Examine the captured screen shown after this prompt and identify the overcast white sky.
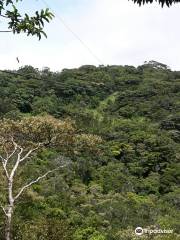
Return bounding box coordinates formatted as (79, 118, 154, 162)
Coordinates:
(0, 0, 180, 71)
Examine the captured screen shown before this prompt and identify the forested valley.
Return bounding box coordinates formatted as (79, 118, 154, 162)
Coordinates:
(0, 60, 179, 239)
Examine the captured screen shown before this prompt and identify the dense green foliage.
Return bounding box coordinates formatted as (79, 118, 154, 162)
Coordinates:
(0, 61, 179, 239)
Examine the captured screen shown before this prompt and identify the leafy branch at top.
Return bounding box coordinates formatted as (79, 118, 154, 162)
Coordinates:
(131, 0, 180, 7)
(0, 0, 54, 39)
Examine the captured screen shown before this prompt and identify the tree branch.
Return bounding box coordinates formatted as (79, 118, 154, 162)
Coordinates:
(0, 14, 8, 18)
(2, 162, 10, 179)
(0, 30, 12, 32)
(0, 205, 8, 216)
(14, 167, 61, 201)
(0, 138, 19, 180)
(0, 155, 9, 179)
(9, 146, 23, 180)
(6, 138, 18, 161)
(20, 143, 42, 163)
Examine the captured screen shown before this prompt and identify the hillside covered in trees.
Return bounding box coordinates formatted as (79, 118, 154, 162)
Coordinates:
(0, 61, 179, 239)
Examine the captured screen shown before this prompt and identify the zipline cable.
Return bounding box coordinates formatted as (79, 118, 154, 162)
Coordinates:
(41, 0, 104, 65)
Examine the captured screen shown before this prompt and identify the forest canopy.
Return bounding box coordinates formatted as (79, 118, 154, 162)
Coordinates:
(0, 61, 179, 239)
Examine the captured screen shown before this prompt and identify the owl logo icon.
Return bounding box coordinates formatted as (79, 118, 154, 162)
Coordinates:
(135, 227, 143, 236)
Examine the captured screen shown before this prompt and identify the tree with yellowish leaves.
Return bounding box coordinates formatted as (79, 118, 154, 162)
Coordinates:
(0, 115, 102, 240)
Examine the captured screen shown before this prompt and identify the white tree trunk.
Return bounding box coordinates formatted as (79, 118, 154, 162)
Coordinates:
(5, 179, 14, 240)
(0, 139, 65, 240)
(5, 205, 13, 240)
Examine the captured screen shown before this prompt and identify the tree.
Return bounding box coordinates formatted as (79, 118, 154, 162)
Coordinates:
(0, 0, 54, 39)
(0, 63, 179, 239)
(0, 116, 73, 240)
(131, 0, 180, 7)
(0, 115, 102, 240)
